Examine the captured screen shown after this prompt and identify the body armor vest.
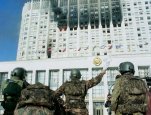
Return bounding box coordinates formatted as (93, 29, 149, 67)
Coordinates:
(64, 80, 87, 109)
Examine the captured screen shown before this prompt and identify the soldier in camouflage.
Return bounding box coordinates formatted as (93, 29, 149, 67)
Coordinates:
(1, 67, 29, 115)
(14, 82, 65, 115)
(55, 69, 106, 115)
(105, 75, 121, 115)
(111, 62, 148, 115)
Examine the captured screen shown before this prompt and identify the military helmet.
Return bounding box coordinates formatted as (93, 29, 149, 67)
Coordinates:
(11, 67, 27, 80)
(119, 62, 135, 75)
(70, 69, 81, 80)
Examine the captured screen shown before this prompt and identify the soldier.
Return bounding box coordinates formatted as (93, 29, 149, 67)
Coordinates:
(105, 75, 121, 115)
(1, 67, 29, 115)
(111, 61, 148, 115)
(14, 82, 65, 115)
(55, 69, 106, 115)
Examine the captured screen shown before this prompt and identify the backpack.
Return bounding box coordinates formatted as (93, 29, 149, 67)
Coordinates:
(63, 80, 87, 109)
(17, 82, 55, 110)
(1, 79, 24, 111)
(64, 80, 86, 96)
(118, 75, 147, 113)
(2, 79, 23, 99)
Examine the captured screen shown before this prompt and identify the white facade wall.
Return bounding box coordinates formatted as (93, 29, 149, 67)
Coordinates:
(0, 54, 151, 115)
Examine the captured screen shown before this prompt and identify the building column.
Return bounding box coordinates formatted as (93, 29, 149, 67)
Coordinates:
(32, 70, 36, 84)
(8, 71, 11, 79)
(134, 63, 139, 76)
(59, 69, 63, 86)
(45, 69, 49, 86)
(103, 72, 108, 115)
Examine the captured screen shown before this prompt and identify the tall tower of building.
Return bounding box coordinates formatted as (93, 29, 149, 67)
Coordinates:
(17, 0, 151, 60)
(1, 1, 151, 114)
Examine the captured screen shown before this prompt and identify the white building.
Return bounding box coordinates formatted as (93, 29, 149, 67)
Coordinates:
(17, 0, 151, 60)
(0, 0, 151, 115)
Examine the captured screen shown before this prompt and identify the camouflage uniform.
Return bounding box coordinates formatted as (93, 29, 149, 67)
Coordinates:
(105, 75, 120, 115)
(14, 106, 54, 115)
(111, 73, 147, 115)
(55, 70, 106, 115)
(146, 88, 151, 115)
(14, 82, 65, 115)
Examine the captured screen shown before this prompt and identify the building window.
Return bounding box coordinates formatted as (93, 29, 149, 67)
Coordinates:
(0, 72, 7, 113)
(26, 71, 33, 84)
(137, 28, 140, 31)
(128, 13, 131, 16)
(53, 39, 56, 42)
(145, 1, 148, 4)
(22, 51, 24, 56)
(127, 8, 131, 11)
(140, 17, 143, 20)
(134, 2, 137, 5)
(0, 72, 8, 83)
(0, 72, 8, 97)
(139, 44, 143, 48)
(138, 66, 150, 78)
(63, 70, 71, 82)
(92, 82, 104, 98)
(138, 33, 141, 36)
(93, 102, 104, 115)
(147, 16, 150, 20)
(0, 72, 8, 82)
(36, 70, 46, 84)
(63, 69, 88, 82)
(81, 69, 88, 80)
(92, 68, 104, 98)
(146, 6, 149, 9)
(49, 70, 59, 90)
(107, 67, 118, 93)
(148, 21, 151, 25)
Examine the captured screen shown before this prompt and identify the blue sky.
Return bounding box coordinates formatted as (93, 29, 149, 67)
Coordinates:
(0, 0, 25, 62)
